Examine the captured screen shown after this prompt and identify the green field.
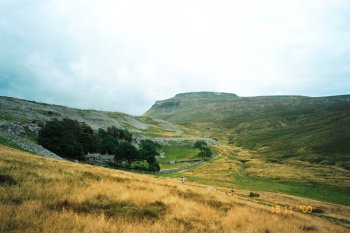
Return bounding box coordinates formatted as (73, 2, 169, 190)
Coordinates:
(157, 146, 200, 164)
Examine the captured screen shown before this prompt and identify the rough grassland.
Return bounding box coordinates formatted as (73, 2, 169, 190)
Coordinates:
(166, 144, 350, 206)
(0, 145, 349, 233)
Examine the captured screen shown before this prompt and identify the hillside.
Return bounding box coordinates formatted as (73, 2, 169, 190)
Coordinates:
(0, 95, 180, 133)
(1, 94, 349, 209)
(0, 96, 214, 159)
(145, 92, 350, 170)
(1, 145, 349, 233)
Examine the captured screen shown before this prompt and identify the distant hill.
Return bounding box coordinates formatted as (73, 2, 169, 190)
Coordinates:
(145, 92, 239, 123)
(0, 96, 193, 134)
(0, 96, 207, 158)
(144, 92, 350, 170)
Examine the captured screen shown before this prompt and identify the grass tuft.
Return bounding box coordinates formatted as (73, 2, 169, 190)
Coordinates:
(81, 171, 101, 181)
(49, 195, 167, 220)
(0, 174, 17, 186)
(302, 225, 317, 231)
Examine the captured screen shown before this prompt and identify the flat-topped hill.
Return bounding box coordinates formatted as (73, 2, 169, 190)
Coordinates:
(145, 92, 350, 170)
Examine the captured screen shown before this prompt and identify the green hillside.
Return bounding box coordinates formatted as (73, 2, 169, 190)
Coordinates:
(144, 92, 350, 170)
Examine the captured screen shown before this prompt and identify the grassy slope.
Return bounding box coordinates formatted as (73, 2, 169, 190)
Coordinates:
(145, 93, 350, 206)
(145, 93, 350, 168)
(157, 144, 350, 206)
(1, 145, 349, 233)
(1, 94, 349, 212)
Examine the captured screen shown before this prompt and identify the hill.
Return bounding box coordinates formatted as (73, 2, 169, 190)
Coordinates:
(144, 92, 350, 170)
(1, 145, 349, 232)
(0, 96, 214, 159)
(0, 95, 182, 133)
(1, 94, 349, 209)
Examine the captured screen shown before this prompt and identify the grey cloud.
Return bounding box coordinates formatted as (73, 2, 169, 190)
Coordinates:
(0, 0, 350, 115)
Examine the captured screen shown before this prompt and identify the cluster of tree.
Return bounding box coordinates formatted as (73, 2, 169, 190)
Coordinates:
(139, 139, 161, 172)
(38, 119, 161, 171)
(194, 140, 213, 160)
(38, 119, 91, 160)
(97, 127, 132, 155)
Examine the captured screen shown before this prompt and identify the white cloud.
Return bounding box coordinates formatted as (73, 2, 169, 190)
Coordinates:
(0, 0, 350, 114)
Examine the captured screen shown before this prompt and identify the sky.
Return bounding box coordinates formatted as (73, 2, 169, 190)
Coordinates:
(1, 0, 350, 115)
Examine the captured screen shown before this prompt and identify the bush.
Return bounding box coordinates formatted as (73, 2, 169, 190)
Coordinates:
(130, 161, 149, 170)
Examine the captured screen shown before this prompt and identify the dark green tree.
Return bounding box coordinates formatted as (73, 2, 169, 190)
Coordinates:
(194, 140, 207, 150)
(139, 140, 161, 172)
(194, 140, 213, 160)
(38, 119, 84, 160)
(199, 147, 213, 160)
(78, 122, 98, 154)
(97, 128, 106, 138)
(106, 126, 132, 142)
(99, 135, 119, 155)
(147, 157, 160, 172)
(114, 142, 139, 164)
(39, 119, 161, 171)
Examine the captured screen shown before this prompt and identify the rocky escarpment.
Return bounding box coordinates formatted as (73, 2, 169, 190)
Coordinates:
(0, 96, 154, 159)
(0, 120, 62, 159)
(143, 92, 239, 122)
(0, 96, 213, 160)
(0, 96, 151, 131)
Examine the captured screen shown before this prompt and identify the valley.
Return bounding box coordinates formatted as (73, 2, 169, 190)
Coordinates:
(145, 92, 350, 206)
(0, 93, 350, 232)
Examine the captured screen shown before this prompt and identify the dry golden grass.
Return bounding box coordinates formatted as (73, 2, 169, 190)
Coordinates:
(0, 145, 349, 233)
(180, 144, 350, 189)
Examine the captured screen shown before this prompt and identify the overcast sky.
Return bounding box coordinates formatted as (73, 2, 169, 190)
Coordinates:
(1, 0, 350, 115)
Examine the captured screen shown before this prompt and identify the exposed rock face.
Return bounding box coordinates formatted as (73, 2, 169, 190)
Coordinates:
(0, 96, 200, 161)
(0, 96, 150, 131)
(0, 120, 62, 159)
(154, 119, 183, 134)
(174, 92, 238, 98)
(0, 121, 26, 137)
(25, 124, 41, 136)
(0, 96, 154, 160)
